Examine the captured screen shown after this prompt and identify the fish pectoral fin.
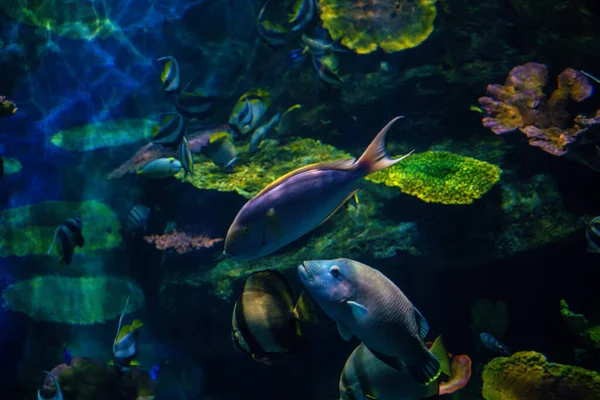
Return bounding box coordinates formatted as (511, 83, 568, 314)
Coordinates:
(414, 307, 429, 339)
(429, 336, 451, 377)
(292, 291, 318, 324)
(346, 300, 369, 320)
(368, 348, 406, 371)
(266, 208, 282, 239)
(337, 321, 352, 341)
(316, 190, 360, 229)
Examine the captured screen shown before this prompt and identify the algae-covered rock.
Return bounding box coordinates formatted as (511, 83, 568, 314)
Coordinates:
(2, 276, 144, 324)
(50, 118, 155, 152)
(560, 299, 600, 352)
(182, 137, 352, 198)
(161, 190, 420, 299)
(1, 156, 22, 175)
(0, 200, 121, 257)
(318, 0, 437, 54)
(366, 151, 502, 205)
(482, 351, 600, 400)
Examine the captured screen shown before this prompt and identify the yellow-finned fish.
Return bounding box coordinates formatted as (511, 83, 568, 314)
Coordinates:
(137, 157, 182, 179)
(111, 296, 143, 372)
(229, 89, 271, 135)
(224, 116, 412, 261)
(231, 269, 317, 365)
(157, 56, 181, 93)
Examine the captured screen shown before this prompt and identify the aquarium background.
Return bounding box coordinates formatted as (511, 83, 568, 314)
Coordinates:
(1, 0, 600, 399)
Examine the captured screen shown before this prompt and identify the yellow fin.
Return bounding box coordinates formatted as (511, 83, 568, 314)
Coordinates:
(255, 159, 356, 198)
(152, 124, 160, 138)
(266, 208, 282, 239)
(316, 190, 360, 229)
(108, 360, 115, 366)
(116, 325, 133, 343)
(292, 291, 318, 324)
(161, 114, 174, 125)
(209, 131, 232, 143)
(161, 60, 172, 83)
(129, 359, 141, 366)
(131, 319, 144, 330)
(430, 335, 451, 377)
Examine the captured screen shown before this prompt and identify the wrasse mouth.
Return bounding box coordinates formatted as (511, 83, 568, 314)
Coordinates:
(298, 262, 313, 281)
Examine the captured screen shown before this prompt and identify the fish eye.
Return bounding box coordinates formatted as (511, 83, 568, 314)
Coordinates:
(330, 265, 340, 277)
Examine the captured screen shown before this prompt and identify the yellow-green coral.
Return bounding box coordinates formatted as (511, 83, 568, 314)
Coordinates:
(182, 138, 352, 198)
(0, 200, 121, 257)
(2, 276, 144, 324)
(366, 151, 502, 204)
(318, 0, 437, 54)
(482, 351, 600, 400)
(1, 156, 22, 175)
(50, 119, 155, 152)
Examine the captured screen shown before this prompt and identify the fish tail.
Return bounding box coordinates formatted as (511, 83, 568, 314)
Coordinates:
(430, 335, 451, 377)
(356, 116, 413, 175)
(291, 291, 318, 324)
(406, 348, 442, 385)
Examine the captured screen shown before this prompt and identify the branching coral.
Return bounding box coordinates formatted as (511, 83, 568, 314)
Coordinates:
(365, 151, 502, 205)
(318, 0, 437, 54)
(0, 95, 17, 117)
(2, 276, 144, 324)
(478, 63, 599, 156)
(482, 351, 600, 400)
(144, 230, 223, 254)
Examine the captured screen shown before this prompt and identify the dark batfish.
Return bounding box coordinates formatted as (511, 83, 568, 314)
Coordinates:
(152, 113, 185, 146)
(480, 333, 511, 356)
(586, 216, 600, 253)
(123, 205, 151, 235)
(47, 217, 84, 265)
(231, 269, 317, 365)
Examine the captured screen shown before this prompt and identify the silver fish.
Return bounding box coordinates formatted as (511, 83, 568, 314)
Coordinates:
(298, 258, 450, 385)
(224, 117, 412, 261)
(480, 333, 511, 356)
(157, 56, 181, 93)
(137, 157, 181, 179)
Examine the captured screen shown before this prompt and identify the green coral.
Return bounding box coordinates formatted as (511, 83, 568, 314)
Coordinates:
(50, 118, 154, 152)
(482, 351, 600, 400)
(366, 151, 502, 205)
(161, 190, 421, 299)
(0, 200, 122, 257)
(182, 138, 352, 198)
(1, 156, 22, 175)
(2, 276, 144, 324)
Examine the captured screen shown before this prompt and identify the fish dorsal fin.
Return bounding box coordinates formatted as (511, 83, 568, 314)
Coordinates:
(255, 159, 356, 198)
(244, 269, 295, 306)
(315, 189, 360, 229)
(347, 300, 369, 320)
(415, 307, 429, 339)
(291, 291, 318, 324)
(337, 321, 352, 341)
(161, 60, 172, 83)
(430, 335, 451, 377)
(131, 319, 144, 330)
(116, 325, 133, 343)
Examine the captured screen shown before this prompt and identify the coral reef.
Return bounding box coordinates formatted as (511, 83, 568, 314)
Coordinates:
(0, 95, 17, 117)
(2, 276, 144, 324)
(560, 299, 600, 353)
(0, 200, 121, 257)
(318, 0, 437, 54)
(365, 151, 502, 205)
(482, 351, 600, 400)
(183, 137, 352, 198)
(144, 229, 223, 254)
(50, 119, 155, 152)
(470, 299, 509, 339)
(478, 63, 599, 156)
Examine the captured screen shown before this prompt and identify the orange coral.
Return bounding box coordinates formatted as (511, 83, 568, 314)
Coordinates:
(144, 229, 223, 254)
(478, 63, 598, 156)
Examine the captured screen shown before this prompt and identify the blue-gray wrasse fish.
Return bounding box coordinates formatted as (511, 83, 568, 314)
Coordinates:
(179, 136, 194, 177)
(157, 56, 181, 93)
(298, 258, 451, 385)
(340, 339, 449, 400)
(151, 113, 185, 146)
(224, 116, 412, 261)
(480, 333, 511, 356)
(289, 0, 315, 32)
(37, 371, 63, 400)
(47, 217, 84, 266)
(137, 157, 182, 179)
(586, 216, 600, 253)
(231, 269, 317, 365)
(249, 113, 281, 154)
